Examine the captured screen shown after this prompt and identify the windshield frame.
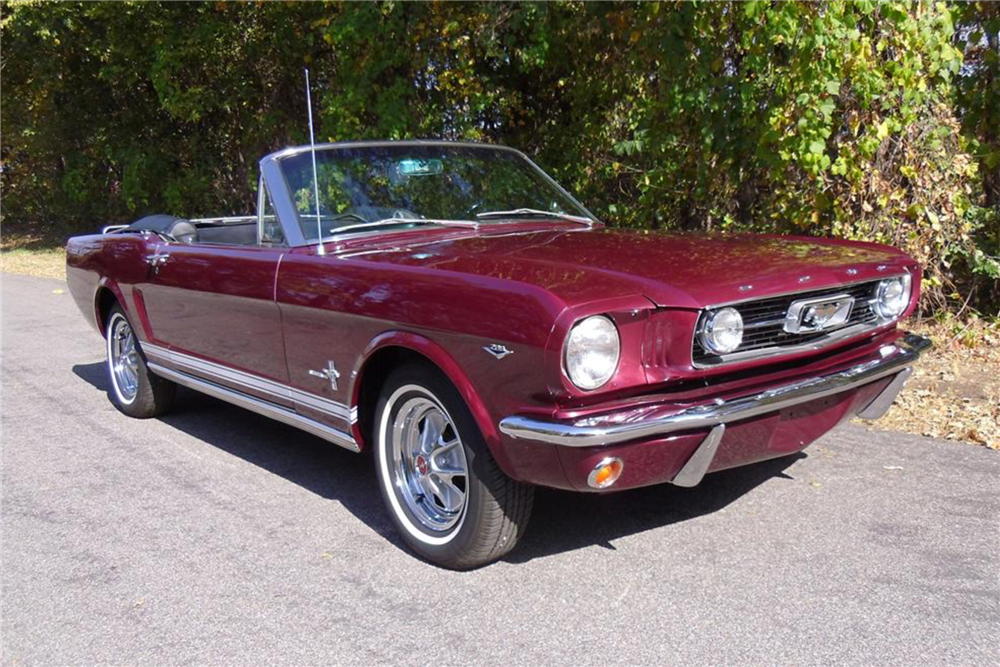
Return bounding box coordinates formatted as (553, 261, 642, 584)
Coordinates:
(258, 141, 598, 248)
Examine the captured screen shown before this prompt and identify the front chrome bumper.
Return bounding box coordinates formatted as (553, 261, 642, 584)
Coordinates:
(500, 333, 931, 449)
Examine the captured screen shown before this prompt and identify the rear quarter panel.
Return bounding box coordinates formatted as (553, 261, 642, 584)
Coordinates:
(66, 234, 150, 335)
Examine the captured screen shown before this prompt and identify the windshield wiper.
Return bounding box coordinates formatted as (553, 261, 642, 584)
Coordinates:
(322, 217, 479, 237)
(475, 208, 594, 225)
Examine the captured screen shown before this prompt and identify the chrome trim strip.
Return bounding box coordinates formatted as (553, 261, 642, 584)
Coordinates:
(693, 321, 882, 369)
(141, 343, 355, 423)
(147, 363, 360, 452)
(261, 155, 307, 247)
(671, 424, 726, 487)
(743, 317, 788, 331)
(498, 333, 931, 448)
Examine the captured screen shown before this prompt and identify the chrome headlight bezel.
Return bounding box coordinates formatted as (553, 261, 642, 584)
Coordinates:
(698, 306, 745, 355)
(873, 274, 913, 321)
(563, 315, 621, 391)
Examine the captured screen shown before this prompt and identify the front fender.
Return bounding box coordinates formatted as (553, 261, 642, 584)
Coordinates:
(349, 330, 572, 489)
(350, 330, 500, 446)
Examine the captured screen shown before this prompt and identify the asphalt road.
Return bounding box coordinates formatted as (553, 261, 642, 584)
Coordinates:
(2, 272, 998, 666)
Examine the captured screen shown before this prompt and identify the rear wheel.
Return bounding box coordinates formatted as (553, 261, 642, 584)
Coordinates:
(374, 363, 533, 569)
(105, 305, 175, 418)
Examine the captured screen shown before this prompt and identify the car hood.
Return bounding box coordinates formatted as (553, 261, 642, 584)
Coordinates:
(340, 225, 915, 310)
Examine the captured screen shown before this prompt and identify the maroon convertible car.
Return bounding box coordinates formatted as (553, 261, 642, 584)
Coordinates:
(67, 141, 929, 568)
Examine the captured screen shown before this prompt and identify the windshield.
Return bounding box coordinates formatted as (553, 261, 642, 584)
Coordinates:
(277, 144, 594, 241)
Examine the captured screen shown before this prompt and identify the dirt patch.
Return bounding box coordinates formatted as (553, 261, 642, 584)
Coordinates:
(1, 226, 69, 280)
(864, 320, 1000, 449)
(0, 248, 67, 280)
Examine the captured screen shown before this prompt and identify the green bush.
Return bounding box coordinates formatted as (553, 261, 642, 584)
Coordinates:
(2, 1, 997, 314)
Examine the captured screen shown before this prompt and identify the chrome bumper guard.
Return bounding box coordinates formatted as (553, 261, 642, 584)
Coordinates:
(499, 333, 931, 450)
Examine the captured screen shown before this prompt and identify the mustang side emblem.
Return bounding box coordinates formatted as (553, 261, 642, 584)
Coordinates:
(784, 294, 855, 334)
(308, 360, 341, 391)
(483, 344, 514, 360)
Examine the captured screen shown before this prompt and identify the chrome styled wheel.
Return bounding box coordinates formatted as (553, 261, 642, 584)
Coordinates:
(102, 304, 174, 418)
(374, 364, 534, 569)
(387, 388, 469, 534)
(107, 312, 139, 405)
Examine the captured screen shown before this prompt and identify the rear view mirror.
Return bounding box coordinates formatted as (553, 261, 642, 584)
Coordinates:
(396, 158, 444, 177)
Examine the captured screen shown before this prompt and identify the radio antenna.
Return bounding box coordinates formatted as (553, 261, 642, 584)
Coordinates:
(304, 68, 324, 255)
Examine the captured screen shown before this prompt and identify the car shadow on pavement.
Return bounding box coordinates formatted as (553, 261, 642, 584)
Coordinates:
(74, 361, 805, 565)
(506, 456, 800, 564)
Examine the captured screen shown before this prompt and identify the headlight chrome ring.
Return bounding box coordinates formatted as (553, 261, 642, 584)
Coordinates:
(873, 274, 912, 320)
(699, 307, 744, 355)
(564, 315, 621, 390)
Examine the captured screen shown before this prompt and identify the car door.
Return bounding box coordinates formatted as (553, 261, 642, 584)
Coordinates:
(273, 250, 375, 437)
(138, 187, 291, 402)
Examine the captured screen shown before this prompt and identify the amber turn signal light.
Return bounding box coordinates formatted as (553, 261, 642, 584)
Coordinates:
(587, 457, 624, 489)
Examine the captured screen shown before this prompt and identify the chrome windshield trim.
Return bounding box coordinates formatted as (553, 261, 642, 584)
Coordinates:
(262, 140, 528, 162)
(475, 208, 594, 226)
(499, 333, 930, 448)
(261, 154, 307, 247)
(258, 141, 598, 248)
(323, 218, 479, 238)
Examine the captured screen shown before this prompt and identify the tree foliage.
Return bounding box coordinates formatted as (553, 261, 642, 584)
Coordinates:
(2, 0, 997, 313)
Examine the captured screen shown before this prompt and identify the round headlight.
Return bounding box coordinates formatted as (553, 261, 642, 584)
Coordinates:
(874, 275, 912, 320)
(699, 307, 744, 355)
(564, 315, 620, 390)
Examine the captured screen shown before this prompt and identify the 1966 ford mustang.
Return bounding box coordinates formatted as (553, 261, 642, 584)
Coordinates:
(67, 140, 930, 568)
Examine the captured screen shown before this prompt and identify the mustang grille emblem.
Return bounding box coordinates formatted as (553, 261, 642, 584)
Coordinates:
(784, 294, 855, 334)
(308, 360, 341, 391)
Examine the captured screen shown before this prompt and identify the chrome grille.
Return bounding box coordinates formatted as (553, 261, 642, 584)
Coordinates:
(693, 281, 881, 366)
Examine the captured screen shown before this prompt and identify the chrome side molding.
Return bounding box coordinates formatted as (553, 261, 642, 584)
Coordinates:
(142, 342, 356, 424)
(147, 363, 360, 452)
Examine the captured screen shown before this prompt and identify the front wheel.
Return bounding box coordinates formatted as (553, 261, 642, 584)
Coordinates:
(105, 305, 175, 418)
(374, 363, 533, 569)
